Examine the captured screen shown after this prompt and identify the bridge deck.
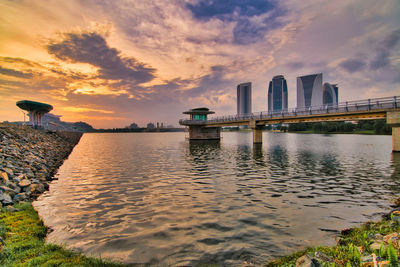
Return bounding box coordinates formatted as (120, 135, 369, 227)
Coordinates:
(180, 96, 400, 127)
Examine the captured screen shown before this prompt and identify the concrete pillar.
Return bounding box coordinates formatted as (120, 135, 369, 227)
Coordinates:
(393, 127, 400, 152)
(387, 111, 400, 152)
(252, 127, 263, 144)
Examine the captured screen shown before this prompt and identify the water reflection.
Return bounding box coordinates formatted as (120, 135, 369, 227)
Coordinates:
(34, 132, 400, 266)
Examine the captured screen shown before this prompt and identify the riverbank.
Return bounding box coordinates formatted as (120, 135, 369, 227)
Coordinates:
(0, 124, 122, 266)
(266, 197, 400, 266)
(0, 123, 82, 206)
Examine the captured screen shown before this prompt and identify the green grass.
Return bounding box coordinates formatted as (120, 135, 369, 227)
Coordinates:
(266, 209, 400, 266)
(0, 203, 124, 267)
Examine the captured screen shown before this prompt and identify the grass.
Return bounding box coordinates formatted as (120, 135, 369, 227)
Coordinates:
(0, 203, 124, 267)
(266, 208, 400, 266)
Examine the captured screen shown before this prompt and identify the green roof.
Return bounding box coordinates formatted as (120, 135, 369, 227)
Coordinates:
(183, 107, 215, 115)
(16, 100, 53, 113)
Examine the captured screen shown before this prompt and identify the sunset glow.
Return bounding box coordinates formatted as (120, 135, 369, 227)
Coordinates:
(1, 0, 399, 128)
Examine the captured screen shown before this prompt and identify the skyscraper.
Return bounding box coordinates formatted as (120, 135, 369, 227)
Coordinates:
(323, 83, 339, 106)
(296, 73, 323, 108)
(237, 82, 252, 115)
(268, 75, 288, 112)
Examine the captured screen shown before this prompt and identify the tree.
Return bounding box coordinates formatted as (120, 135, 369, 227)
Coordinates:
(128, 123, 139, 129)
(146, 122, 155, 129)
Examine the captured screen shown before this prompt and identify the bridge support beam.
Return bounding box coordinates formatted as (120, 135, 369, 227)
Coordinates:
(249, 120, 263, 144)
(253, 127, 263, 144)
(387, 112, 400, 152)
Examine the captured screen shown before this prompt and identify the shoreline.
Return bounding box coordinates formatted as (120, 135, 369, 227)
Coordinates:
(0, 124, 122, 266)
(1, 124, 399, 266)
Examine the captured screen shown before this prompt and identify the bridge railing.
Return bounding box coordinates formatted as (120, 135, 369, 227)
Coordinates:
(199, 96, 399, 124)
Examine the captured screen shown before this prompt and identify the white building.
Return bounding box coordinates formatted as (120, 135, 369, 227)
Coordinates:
(323, 83, 339, 106)
(237, 82, 252, 115)
(296, 73, 323, 108)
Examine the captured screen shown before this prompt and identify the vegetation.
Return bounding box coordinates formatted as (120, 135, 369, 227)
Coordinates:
(0, 203, 123, 267)
(267, 199, 400, 267)
(287, 119, 392, 135)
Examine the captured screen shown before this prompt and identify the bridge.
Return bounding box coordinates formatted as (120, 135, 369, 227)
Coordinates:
(179, 96, 400, 151)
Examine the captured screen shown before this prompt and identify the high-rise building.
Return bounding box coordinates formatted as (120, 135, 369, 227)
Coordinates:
(268, 75, 288, 112)
(323, 83, 339, 106)
(296, 73, 323, 108)
(237, 82, 252, 115)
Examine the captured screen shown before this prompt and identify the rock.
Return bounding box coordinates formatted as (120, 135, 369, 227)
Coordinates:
(383, 232, 399, 247)
(0, 171, 8, 182)
(8, 183, 21, 193)
(296, 254, 320, 267)
(31, 179, 40, 184)
(361, 255, 373, 263)
(29, 183, 45, 194)
(0, 186, 16, 197)
(2, 193, 13, 205)
(392, 210, 400, 216)
(314, 251, 334, 263)
(370, 241, 382, 251)
(13, 193, 28, 202)
(2, 167, 13, 177)
(18, 179, 31, 188)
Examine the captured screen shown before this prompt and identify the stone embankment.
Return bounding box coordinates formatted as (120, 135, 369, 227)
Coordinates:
(0, 124, 82, 207)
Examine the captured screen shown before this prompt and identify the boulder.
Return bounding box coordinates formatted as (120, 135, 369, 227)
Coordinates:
(2, 193, 13, 205)
(18, 179, 31, 188)
(0, 186, 16, 197)
(29, 183, 45, 194)
(2, 167, 13, 177)
(0, 171, 8, 182)
(370, 242, 382, 251)
(296, 254, 320, 267)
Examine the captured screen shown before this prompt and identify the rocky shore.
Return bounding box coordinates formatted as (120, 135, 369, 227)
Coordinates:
(0, 123, 82, 206)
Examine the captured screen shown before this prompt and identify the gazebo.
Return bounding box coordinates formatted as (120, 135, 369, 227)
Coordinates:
(16, 100, 53, 128)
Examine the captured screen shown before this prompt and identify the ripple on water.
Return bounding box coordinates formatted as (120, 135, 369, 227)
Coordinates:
(34, 132, 400, 265)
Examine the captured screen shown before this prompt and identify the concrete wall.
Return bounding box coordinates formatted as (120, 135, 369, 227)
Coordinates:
(189, 126, 220, 140)
(55, 131, 83, 145)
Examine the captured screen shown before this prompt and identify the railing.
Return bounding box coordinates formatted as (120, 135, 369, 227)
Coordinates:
(179, 96, 399, 125)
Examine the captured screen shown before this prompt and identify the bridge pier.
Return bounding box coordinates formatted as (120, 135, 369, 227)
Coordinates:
(387, 111, 400, 152)
(252, 127, 263, 144)
(250, 121, 263, 144)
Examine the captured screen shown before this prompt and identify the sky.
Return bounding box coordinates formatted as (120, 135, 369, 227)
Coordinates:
(0, 0, 399, 128)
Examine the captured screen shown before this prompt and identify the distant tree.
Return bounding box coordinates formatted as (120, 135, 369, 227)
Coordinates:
(72, 122, 94, 132)
(312, 122, 323, 132)
(373, 120, 392, 135)
(357, 120, 373, 130)
(147, 122, 155, 129)
(128, 123, 139, 129)
(343, 122, 356, 132)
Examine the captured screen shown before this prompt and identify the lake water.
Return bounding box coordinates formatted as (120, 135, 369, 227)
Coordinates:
(34, 132, 400, 266)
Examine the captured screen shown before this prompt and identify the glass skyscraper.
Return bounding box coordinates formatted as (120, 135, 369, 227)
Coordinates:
(296, 73, 323, 108)
(323, 83, 339, 106)
(237, 82, 252, 115)
(268, 75, 288, 112)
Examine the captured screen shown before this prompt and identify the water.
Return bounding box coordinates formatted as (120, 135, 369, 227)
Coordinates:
(34, 132, 400, 266)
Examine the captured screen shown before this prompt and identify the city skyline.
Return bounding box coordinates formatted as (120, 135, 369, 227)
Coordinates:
(0, 1, 399, 128)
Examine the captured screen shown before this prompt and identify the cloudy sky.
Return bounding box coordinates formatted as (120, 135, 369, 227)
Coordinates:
(0, 0, 399, 128)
